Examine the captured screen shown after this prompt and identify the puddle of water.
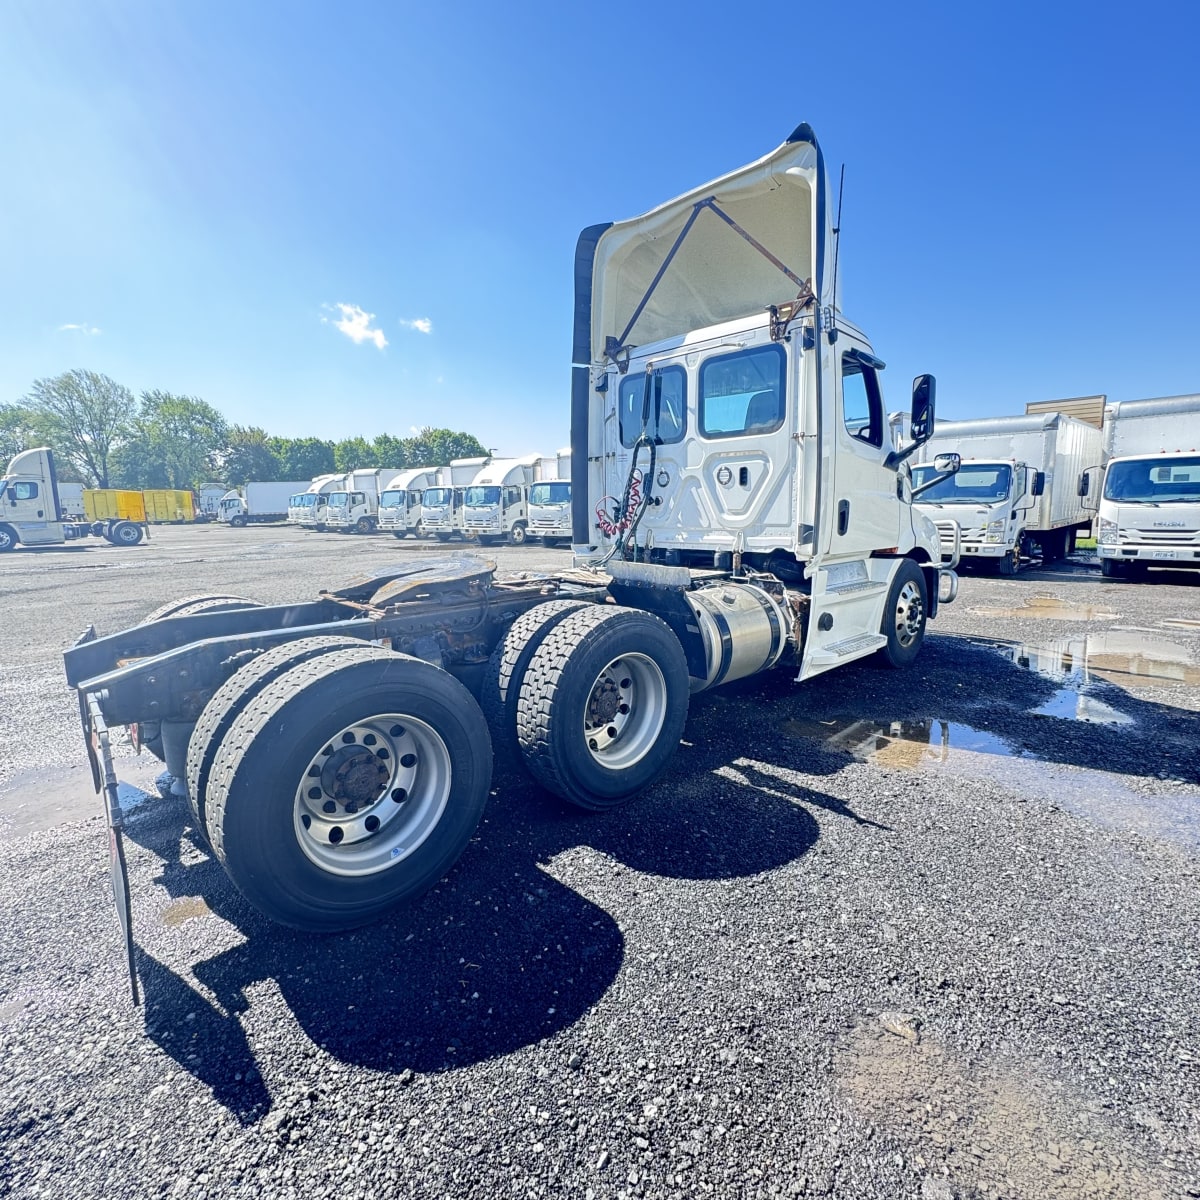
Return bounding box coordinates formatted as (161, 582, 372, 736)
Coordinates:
(161, 896, 211, 927)
(1031, 688, 1134, 725)
(999, 630, 1200, 690)
(0, 759, 161, 841)
(968, 595, 1119, 622)
(782, 716, 1200, 847)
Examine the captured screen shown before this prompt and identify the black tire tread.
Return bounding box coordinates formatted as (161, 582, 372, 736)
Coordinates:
(184, 635, 373, 835)
(142, 594, 260, 624)
(481, 600, 588, 760)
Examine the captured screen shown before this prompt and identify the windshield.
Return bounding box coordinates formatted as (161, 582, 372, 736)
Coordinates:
(912, 463, 1013, 503)
(1104, 456, 1200, 503)
(423, 488, 451, 506)
(380, 490, 405, 508)
(299, 494, 317, 507)
(465, 486, 501, 506)
(328, 492, 348, 507)
(529, 482, 571, 505)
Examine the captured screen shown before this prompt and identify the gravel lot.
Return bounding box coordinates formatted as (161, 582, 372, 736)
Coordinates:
(1, 525, 1198, 1200)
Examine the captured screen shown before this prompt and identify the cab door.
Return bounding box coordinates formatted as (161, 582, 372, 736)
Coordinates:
(828, 340, 902, 557)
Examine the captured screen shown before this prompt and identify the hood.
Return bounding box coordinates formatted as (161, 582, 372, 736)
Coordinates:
(575, 123, 834, 366)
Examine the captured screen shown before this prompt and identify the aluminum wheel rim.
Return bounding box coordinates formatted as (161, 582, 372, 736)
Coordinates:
(293, 713, 451, 876)
(582, 652, 668, 770)
(893, 580, 925, 648)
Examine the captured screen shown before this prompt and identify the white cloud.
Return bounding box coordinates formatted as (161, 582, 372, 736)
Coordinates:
(322, 303, 387, 350)
(399, 317, 433, 335)
(59, 322, 101, 336)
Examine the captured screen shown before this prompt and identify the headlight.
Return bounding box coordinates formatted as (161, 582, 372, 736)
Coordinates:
(1098, 518, 1118, 545)
(985, 519, 1006, 543)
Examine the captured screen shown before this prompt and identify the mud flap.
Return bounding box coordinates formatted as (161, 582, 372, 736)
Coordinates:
(81, 688, 141, 1006)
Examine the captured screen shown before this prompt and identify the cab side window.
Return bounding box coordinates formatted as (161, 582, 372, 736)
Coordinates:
(842, 356, 884, 448)
(12, 482, 38, 500)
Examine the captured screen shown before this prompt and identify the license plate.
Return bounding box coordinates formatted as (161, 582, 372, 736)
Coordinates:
(1149, 550, 1178, 559)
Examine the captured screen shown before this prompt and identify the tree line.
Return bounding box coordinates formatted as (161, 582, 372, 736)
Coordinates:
(0, 369, 490, 489)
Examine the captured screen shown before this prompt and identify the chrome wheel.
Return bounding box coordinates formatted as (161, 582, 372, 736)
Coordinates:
(893, 580, 925, 648)
(293, 713, 451, 876)
(582, 652, 668, 770)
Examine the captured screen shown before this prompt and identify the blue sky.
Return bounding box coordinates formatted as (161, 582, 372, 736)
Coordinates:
(2, 1, 1197, 458)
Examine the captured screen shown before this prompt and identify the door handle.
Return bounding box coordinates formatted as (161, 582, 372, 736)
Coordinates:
(838, 499, 850, 536)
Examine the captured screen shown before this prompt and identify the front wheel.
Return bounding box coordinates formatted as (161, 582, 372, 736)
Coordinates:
(1100, 558, 1126, 579)
(508, 523, 528, 546)
(392, 531, 406, 540)
(516, 606, 689, 811)
(205, 648, 492, 930)
(996, 549, 1019, 576)
(355, 517, 373, 534)
(109, 520, 144, 546)
(230, 515, 248, 528)
(435, 533, 451, 542)
(0, 525, 16, 552)
(874, 558, 927, 669)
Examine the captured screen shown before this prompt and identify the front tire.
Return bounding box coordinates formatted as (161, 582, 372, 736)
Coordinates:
(508, 523, 528, 546)
(874, 558, 927, 669)
(110, 520, 143, 546)
(230, 515, 248, 528)
(1101, 558, 1126, 579)
(516, 606, 689, 811)
(205, 648, 492, 930)
(355, 517, 373, 534)
(0, 525, 16, 552)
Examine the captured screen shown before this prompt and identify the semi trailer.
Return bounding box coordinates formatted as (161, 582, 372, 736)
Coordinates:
(912, 413, 1102, 573)
(0, 448, 146, 550)
(378, 468, 438, 538)
(64, 123, 959, 1002)
(1096, 394, 1200, 578)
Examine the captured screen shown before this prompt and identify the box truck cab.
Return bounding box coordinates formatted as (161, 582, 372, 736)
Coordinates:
(527, 451, 572, 545)
(378, 468, 438, 539)
(323, 469, 390, 534)
(912, 413, 1102, 574)
(422, 457, 488, 540)
(219, 481, 308, 526)
(294, 474, 342, 529)
(0, 447, 144, 550)
(463, 456, 539, 545)
(1097, 395, 1200, 578)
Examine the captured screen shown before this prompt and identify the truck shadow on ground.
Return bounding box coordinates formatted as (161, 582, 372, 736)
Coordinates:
(118, 630, 1198, 1124)
(122, 738, 832, 1122)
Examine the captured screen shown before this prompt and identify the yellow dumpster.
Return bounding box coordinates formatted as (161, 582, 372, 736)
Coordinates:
(142, 489, 196, 523)
(83, 489, 147, 523)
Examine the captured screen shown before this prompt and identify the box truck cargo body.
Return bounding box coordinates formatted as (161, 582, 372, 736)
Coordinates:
(912, 413, 1101, 573)
(219, 481, 309, 526)
(1097, 394, 1200, 578)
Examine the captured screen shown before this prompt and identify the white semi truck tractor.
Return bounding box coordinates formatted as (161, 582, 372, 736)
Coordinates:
(1096, 394, 1200, 578)
(0, 447, 145, 550)
(528, 450, 573, 545)
(62, 124, 960, 1002)
(911, 413, 1102, 574)
(462, 455, 539, 545)
(377, 468, 438, 538)
(421, 457, 487, 540)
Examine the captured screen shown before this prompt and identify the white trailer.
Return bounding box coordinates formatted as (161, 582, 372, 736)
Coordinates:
(378, 468, 439, 538)
(528, 448, 573, 545)
(323, 469, 394, 534)
(0, 448, 145, 549)
(57, 481, 85, 519)
(1097, 394, 1200, 578)
(196, 485, 227, 522)
(219, 481, 309, 527)
(421, 457, 488, 540)
(912, 413, 1102, 574)
(462, 455, 539, 545)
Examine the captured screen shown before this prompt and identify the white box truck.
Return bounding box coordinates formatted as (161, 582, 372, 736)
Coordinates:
(1097, 394, 1200, 578)
(323, 468, 400, 534)
(421, 457, 488, 540)
(0, 448, 145, 549)
(377, 468, 438, 538)
(528, 449, 573, 545)
(292, 474, 342, 529)
(462, 455, 540, 545)
(912, 413, 1102, 574)
(218, 481, 308, 526)
(65, 124, 962, 991)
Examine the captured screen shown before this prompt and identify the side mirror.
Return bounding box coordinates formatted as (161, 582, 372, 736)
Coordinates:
(1078, 472, 1090, 497)
(933, 452, 961, 476)
(910, 375, 936, 445)
(1032, 471, 1046, 497)
(1078, 465, 1101, 511)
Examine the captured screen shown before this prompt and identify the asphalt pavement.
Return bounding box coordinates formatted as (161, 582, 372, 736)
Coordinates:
(1, 525, 1198, 1200)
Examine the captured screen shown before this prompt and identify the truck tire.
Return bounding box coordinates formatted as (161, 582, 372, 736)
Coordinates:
(185, 636, 373, 837)
(508, 522, 528, 546)
(435, 533, 451, 542)
(355, 517, 373, 534)
(1100, 558, 1126, 579)
(392, 531, 407, 540)
(477, 534, 498, 546)
(109, 520, 143, 546)
(205, 648, 493, 931)
(996, 550, 1019, 576)
(141, 594, 262, 624)
(874, 558, 927, 669)
(481, 600, 589, 761)
(515, 606, 689, 811)
(230, 515, 248, 528)
(0, 525, 16, 552)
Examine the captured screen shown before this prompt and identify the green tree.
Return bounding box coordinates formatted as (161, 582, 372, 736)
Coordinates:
(23, 369, 135, 486)
(419, 427, 490, 466)
(371, 433, 408, 468)
(113, 392, 228, 489)
(333, 436, 374, 472)
(219, 425, 281, 487)
(0, 403, 48, 466)
(269, 437, 335, 479)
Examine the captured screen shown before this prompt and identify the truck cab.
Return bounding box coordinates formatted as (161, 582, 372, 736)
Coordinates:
(528, 480, 572, 545)
(378, 468, 438, 538)
(422, 457, 489, 540)
(462, 456, 538, 545)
